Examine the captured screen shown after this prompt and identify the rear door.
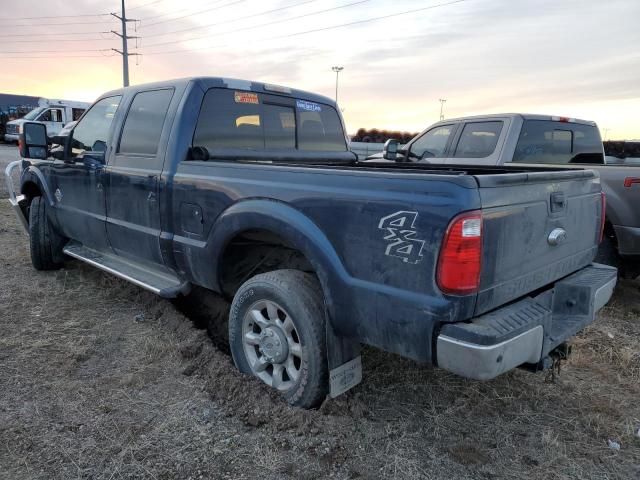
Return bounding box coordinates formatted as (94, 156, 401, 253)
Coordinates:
(474, 169, 603, 315)
(105, 88, 175, 268)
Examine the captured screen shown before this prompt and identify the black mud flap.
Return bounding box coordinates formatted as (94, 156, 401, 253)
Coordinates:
(326, 321, 362, 398)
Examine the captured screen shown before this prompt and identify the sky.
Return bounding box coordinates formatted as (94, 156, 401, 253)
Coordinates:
(1, 0, 639, 139)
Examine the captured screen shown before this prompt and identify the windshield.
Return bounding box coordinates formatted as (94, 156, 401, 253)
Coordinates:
(22, 107, 46, 121)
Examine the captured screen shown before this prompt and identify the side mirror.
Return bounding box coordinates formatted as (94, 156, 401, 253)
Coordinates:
(19, 122, 48, 160)
(383, 138, 399, 161)
(81, 151, 106, 168)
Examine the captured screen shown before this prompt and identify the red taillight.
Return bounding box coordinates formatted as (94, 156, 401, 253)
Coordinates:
(623, 177, 640, 188)
(437, 211, 482, 295)
(599, 191, 606, 243)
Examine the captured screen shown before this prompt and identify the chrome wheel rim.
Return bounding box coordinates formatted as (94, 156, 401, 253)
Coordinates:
(242, 300, 303, 391)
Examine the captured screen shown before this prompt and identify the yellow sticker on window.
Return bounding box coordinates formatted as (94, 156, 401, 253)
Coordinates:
(234, 91, 259, 104)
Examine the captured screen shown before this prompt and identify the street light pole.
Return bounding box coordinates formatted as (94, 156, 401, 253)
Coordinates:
(332, 66, 344, 104)
(439, 98, 447, 121)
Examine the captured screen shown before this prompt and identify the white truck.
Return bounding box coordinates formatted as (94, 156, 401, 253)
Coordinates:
(374, 114, 640, 274)
(4, 98, 89, 143)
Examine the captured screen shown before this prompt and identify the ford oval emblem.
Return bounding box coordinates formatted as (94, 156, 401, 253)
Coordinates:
(547, 228, 567, 246)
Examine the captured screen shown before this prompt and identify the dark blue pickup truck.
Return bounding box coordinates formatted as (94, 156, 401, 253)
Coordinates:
(6, 77, 617, 408)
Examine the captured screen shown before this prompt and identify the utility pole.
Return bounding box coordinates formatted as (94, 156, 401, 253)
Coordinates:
(111, 0, 140, 87)
(602, 128, 611, 141)
(439, 98, 447, 121)
(332, 66, 344, 104)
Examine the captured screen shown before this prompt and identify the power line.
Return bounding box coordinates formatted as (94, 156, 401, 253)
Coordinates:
(127, 0, 167, 11)
(0, 31, 113, 38)
(139, 0, 231, 22)
(0, 53, 117, 59)
(0, 13, 110, 20)
(142, 0, 472, 56)
(141, 0, 245, 28)
(143, 0, 319, 39)
(143, 0, 370, 49)
(0, 48, 112, 54)
(0, 19, 118, 27)
(1, 37, 114, 44)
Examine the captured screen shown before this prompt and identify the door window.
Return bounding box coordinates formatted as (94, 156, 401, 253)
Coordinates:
(409, 125, 453, 160)
(119, 89, 174, 155)
(72, 108, 86, 121)
(71, 96, 121, 156)
(38, 108, 62, 122)
(453, 121, 503, 158)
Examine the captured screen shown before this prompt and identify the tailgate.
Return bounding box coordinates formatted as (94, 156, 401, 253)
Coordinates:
(474, 169, 602, 315)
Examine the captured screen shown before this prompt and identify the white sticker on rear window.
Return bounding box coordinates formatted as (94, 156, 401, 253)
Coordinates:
(296, 99, 322, 112)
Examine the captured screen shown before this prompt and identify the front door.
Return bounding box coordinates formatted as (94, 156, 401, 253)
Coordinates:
(38, 107, 65, 136)
(105, 88, 175, 268)
(49, 96, 122, 251)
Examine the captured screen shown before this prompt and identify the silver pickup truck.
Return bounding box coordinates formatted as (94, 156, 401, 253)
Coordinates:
(376, 114, 640, 275)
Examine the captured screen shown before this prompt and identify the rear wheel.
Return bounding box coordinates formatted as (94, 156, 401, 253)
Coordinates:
(29, 196, 64, 271)
(229, 269, 328, 408)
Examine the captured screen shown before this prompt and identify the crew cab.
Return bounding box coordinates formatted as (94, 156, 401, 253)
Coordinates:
(376, 114, 640, 272)
(5, 78, 616, 408)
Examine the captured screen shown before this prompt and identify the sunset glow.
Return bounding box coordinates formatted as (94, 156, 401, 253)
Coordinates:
(1, 0, 638, 139)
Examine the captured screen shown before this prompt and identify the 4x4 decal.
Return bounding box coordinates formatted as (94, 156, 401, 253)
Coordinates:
(378, 211, 425, 264)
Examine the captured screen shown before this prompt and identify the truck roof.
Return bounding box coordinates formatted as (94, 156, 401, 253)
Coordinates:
(437, 112, 597, 127)
(100, 76, 337, 108)
(40, 98, 91, 108)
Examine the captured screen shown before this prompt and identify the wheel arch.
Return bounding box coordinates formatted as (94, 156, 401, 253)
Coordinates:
(210, 199, 350, 323)
(21, 166, 56, 207)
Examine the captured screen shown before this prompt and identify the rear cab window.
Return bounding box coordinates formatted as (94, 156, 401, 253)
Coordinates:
(192, 88, 346, 158)
(512, 120, 604, 164)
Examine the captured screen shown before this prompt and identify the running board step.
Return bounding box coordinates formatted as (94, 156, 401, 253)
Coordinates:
(63, 241, 190, 298)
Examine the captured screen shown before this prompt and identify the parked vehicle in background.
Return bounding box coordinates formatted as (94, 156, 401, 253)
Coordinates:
(0, 93, 41, 141)
(6, 80, 616, 409)
(376, 114, 640, 274)
(4, 98, 89, 143)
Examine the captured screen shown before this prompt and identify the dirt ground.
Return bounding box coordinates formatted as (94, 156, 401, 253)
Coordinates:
(0, 145, 639, 479)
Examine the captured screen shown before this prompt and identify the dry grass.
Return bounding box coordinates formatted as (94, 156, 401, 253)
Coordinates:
(1, 147, 639, 479)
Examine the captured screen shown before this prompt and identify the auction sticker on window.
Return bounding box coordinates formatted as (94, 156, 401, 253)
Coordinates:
(296, 99, 322, 112)
(234, 91, 259, 104)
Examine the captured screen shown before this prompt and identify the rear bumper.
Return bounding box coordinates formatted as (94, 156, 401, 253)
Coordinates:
(613, 225, 640, 257)
(436, 263, 617, 380)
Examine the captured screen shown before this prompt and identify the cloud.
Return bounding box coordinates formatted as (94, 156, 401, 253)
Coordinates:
(1, 0, 639, 138)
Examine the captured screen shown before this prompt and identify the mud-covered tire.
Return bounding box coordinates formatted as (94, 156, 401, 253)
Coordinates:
(229, 269, 328, 408)
(28, 196, 64, 271)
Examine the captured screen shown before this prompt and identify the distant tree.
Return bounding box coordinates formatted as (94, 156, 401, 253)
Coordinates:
(351, 128, 419, 143)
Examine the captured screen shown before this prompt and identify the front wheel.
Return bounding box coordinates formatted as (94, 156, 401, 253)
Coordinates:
(228, 269, 328, 408)
(28, 196, 64, 271)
